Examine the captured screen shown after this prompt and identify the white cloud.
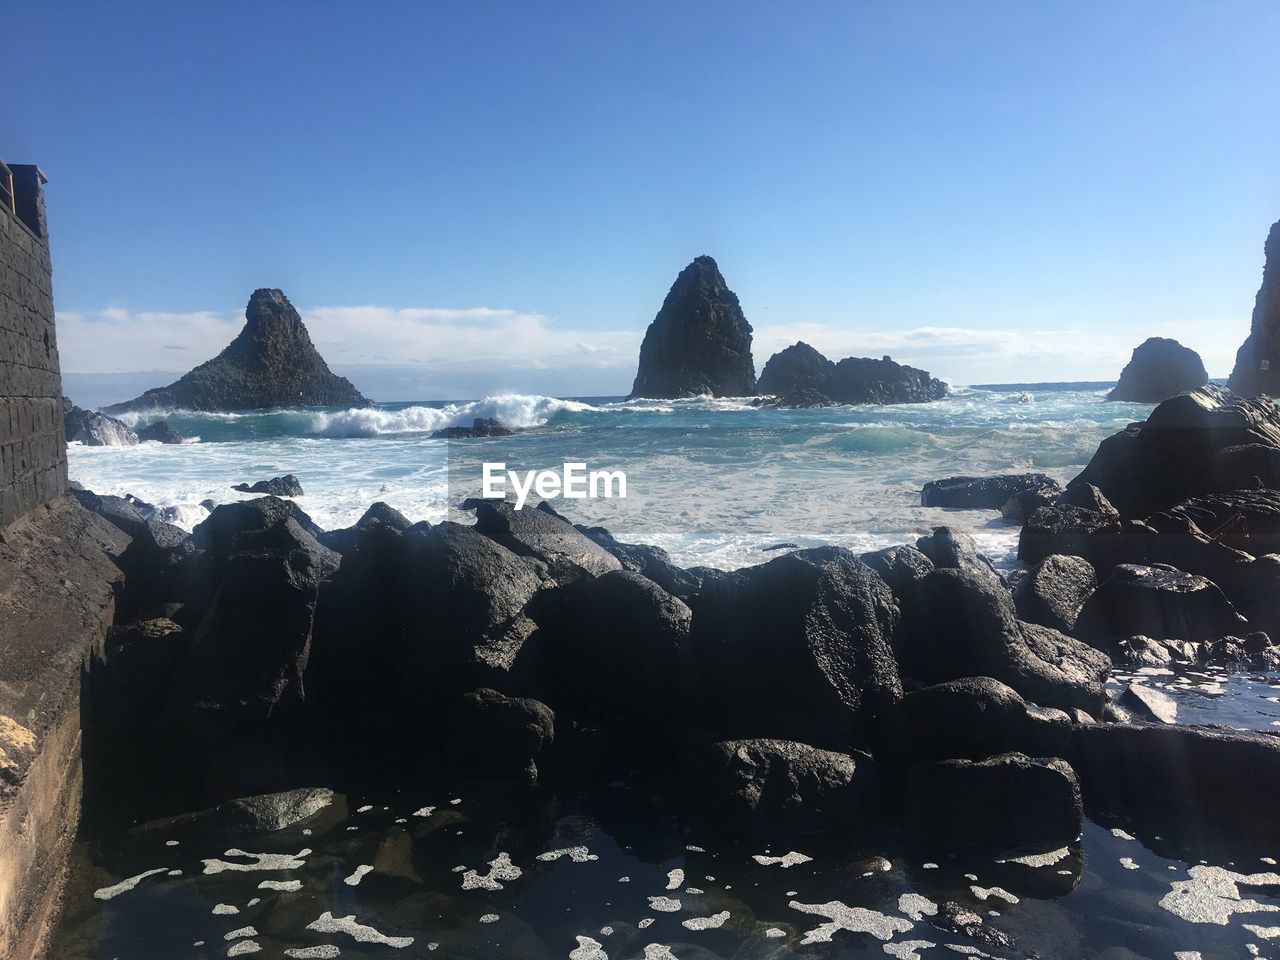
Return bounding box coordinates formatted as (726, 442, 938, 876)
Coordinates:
(56, 299, 1247, 401)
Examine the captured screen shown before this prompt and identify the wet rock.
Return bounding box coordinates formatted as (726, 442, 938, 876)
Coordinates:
(135, 420, 183, 443)
(62, 399, 138, 445)
(430, 417, 516, 439)
(1227, 218, 1280, 397)
(1211, 443, 1280, 491)
(1067, 385, 1280, 518)
(69, 488, 151, 540)
(914, 526, 1000, 582)
(859, 544, 934, 602)
(577, 524, 703, 600)
(692, 546, 901, 750)
(931, 902, 1016, 951)
(1018, 502, 1123, 566)
(1150, 488, 1280, 556)
(1107, 635, 1179, 669)
(899, 753, 1083, 855)
(317, 501, 411, 554)
(759, 341, 947, 406)
(1001, 485, 1062, 523)
(921, 473, 1062, 510)
(1204, 631, 1280, 671)
(1106, 337, 1208, 403)
(696, 738, 875, 831)
(630, 255, 757, 399)
(216, 786, 338, 831)
(232, 474, 304, 497)
(1074, 563, 1249, 643)
(537, 570, 693, 728)
(899, 677, 1072, 763)
(1058, 482, 1119, 513)
(1014, 554, 1097, 633)
(472, 500, 621, 585)
(900, 568, 1109, 714)
(1115, 683, 1177, 724)
(449, 688, 555, 783)
(104, 288, 370, 413)
(170, 516, 341, 752)
(1071, 723, 1280, 848)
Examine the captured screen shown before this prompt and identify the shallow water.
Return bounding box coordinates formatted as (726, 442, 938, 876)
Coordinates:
(69, 386, 1142, 570)
(52, 775, 1280, 960)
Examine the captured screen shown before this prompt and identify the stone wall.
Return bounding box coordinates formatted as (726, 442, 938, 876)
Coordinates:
(0, 163, 67, 529)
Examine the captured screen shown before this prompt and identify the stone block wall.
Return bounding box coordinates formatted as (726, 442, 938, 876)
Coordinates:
(0, 163, 67, 529)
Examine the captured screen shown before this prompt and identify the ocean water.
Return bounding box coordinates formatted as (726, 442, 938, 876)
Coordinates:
(56, 386, 1280, 958)
(69, 385, 1145, 570)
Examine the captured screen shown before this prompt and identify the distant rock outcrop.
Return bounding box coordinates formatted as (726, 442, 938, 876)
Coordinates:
(430, 417, 516, 439)
(232, 475, 304, 497)
(1228, 219, 1280, 397)
(103, 289, 371, 413)
(136, 421, 183, 444)
(63, 398, 137, 446)
(629, 256, 756, 399)
(1107, 337, 1207, 402)
(757, 342, 946, 406)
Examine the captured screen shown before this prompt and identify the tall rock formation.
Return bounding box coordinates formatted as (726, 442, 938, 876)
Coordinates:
(1228, 219, 1280, 397)
(629, 256, 756, 399)
(1107, 337, 1208, 403)
(104, 289, 371, 413)
(758, 341, 947, 406)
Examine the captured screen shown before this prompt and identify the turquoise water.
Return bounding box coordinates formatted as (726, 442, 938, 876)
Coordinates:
(68, 386, 1144, 570)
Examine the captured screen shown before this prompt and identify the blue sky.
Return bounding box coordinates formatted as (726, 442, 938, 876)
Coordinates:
(6, 1, 1280, 402)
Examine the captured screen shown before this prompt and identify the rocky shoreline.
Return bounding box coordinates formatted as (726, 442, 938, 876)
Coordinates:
(70, 385, 1280, 896)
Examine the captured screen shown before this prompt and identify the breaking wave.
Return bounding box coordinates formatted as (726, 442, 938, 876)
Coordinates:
(308, 394, 598, 438)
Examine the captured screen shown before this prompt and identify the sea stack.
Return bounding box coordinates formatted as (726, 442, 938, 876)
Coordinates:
(104, 288, 371, 413)
(1106, 337, 1208, 403)
(758, 341, 947, 406)
(1228, 219, 1280, 397)
(629, 256, 756, 399)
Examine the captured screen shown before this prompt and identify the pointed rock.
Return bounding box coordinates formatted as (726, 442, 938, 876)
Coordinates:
(1107, 337, 1208, 403)
(1228, 219, 1280, 397)
(104, 289, 370, 412)
(630, 256, 756, 399)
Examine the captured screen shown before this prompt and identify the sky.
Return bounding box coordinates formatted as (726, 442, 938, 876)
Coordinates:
(5, 1, 1280, 404)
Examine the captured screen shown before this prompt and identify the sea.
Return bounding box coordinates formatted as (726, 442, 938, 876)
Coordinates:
(55, 383, 1280, 959)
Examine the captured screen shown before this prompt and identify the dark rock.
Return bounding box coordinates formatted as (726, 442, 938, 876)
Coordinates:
(922, 473, 1062, 510)
(471, 499, 621, 585)
(696, 738, 874, 831)
(899, 753, 1082, 855)
(1107, 635, 1180, 669)
(574, 524, 702, 600)
(932, 902, 1016, 951)
(1067, 386, 1280, 518)
(629, 255, 757, 399)
(1058, 482, 1119, 513)
(169, 516, 340, 752)
(761, 542, 799, 552)
(1014, 554, 1097, 633)
(859, 544, 935, 601)
(1071, 723, 1280, 848)
(215, 786, 338, 831)
(69, 488, 150, 540)
(1107, 337, 1208, 403)
(1150, 489, 1280, 556)
(900, 677, 1072, 763)
(135, 420, 184, 443)
(1204, 631, 1280, 671)
(430, 417, 517, 439)
(1074, 563, 1249, 643)
(915, 526, 1000, 581)
(1001, 486, 1062, 523)
(756, 341, 835, 402)
(1212, 443, 1280, 491)
(1115, 683, 1178, 724)
(692, 547, 901, 750)
(62, 399, 137, 446)
(317, 501, 413, 554)
(192, 496, 324, 556)
(103, 288, 371, 413)
(826, 355, 947, 405)
(1018, 502, 1124, 566)
(448, 688, 555, 783)
(1227, 218, 1280, 397)
(900, 568, 1109, 714)
(538, 570, 693, 728)
(232, 474, 304, 497)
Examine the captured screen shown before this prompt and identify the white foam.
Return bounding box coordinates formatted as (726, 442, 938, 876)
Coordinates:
(306, 912, 414, 948)
(343, 864, 374, 886)
(665, 868, 684, 890)
(648, 896, 682, 913)
(898, 893, 938, 920)
(1160, 865, 1280, 925)
(284, 948, 341, 959)
(682, 911, 729, 931)
(203, 848, 311, 874)
(93, 867, 167, 900)
(570, 935, 609, 959)
(461, 852, 522, 891)
(537, 846, 598, 863)
(789, 900, 913, 944)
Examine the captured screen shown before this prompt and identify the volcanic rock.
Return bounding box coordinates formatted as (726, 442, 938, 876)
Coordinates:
(1228, 219, 1280, 397)
(1107, 337, 1208, 403)
(922, 473, 1062, 510)
(759, 341, 947, 405)
(135, 420, 183, 443)
(431, 417, 516, 439)
(575, 523, 703, 600)
(756, 341, 835, 401)
(900, 677, 1073, 763)
(448, 687, 555, 783)
(103, 288, 370, 412)
(232, 474, 304, 497)
(1074, 563, 1249, 643)
(629, 255, 757, 399)
(692, 546, 901, 750)
(471, 499, 621, 585)
(1014, 554, 1097, 633)
(63, 399, 137, 445)
(1115, 683, 1178, 724)
(899, 753, 1083, 855)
